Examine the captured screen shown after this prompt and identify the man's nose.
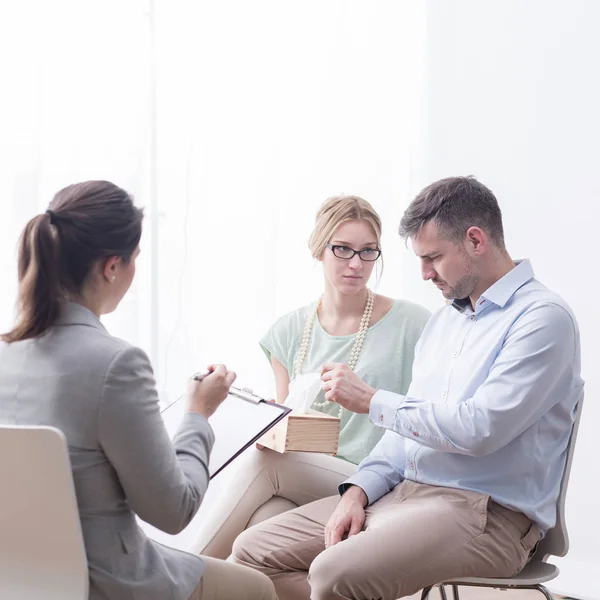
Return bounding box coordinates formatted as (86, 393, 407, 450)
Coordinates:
(421, 262, 435, 281)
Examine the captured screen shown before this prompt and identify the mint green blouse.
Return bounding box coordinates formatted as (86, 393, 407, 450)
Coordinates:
(260, 300, 430, 465)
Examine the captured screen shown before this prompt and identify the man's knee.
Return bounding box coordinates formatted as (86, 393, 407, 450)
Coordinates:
(308, 548, 363, 600)
(307, 552, 338, 600)
(231, 525, 263, 567)
(309, 545, 405, 600)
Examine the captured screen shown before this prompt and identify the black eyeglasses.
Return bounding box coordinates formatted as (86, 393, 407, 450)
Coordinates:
(326, 243, 381, 262)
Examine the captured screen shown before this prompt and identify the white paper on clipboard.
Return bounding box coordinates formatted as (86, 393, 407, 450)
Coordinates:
(161, 388, 290, 479)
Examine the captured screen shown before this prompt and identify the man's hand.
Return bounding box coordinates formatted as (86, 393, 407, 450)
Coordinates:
(324, 485, 368, 548)
(321, 363, 376, 414)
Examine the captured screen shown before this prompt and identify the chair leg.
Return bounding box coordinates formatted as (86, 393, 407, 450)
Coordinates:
(533, 584, 554, 600)
(451, 584, 460, 600)
(439, 585, 449, 600)
(420, 585, 433, 600)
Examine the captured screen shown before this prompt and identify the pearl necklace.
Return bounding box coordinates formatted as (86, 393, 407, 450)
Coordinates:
(293, 289, 375, 418)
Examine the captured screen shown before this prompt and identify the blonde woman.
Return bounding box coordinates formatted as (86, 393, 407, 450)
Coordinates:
(192, 195, 430, 559)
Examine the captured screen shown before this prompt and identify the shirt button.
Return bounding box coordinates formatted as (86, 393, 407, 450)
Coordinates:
(470, 316, 475, 321)
(409, 462, 415, 470)
(379, 414, 384, 422)
(442, 391, 447, 399)
(453, 352, 459, 358)
(412, 431, 419, 437)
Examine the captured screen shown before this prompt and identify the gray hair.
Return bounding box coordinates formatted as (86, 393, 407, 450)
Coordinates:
(399, 176, 505, 247)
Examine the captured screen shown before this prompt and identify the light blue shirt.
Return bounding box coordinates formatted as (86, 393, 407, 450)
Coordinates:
(342, 260, 584, 532)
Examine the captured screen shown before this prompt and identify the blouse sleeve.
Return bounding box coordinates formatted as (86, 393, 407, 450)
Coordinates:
(259, 312, 294, 372)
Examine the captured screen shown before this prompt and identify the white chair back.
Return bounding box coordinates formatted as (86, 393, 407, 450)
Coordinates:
(536, 393, 584, 560)
(0, 425, 88, 600)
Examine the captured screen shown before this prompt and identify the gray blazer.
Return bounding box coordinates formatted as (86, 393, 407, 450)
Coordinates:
(0, 302, 214, 600)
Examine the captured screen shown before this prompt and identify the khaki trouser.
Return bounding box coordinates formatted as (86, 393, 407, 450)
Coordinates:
(191, 449, 357, 559)
(231, 480, 541, 600)
(187, 556, 277, 600)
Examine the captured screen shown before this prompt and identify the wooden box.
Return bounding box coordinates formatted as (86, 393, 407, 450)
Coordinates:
(257, 409, 340, 455)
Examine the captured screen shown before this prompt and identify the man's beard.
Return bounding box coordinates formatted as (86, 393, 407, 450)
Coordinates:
(444, 272, 478, 300)
(442, 256, 478, 300)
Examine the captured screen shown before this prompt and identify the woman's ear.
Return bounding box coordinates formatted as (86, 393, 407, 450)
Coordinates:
(101, 256, 121, 283)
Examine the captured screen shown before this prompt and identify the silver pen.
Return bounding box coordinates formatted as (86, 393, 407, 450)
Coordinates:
(194, 371, 263, 405)
(193, 371, 212, 382)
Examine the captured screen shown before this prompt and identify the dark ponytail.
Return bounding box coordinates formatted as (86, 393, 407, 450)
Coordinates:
(2, 181, 143, 343)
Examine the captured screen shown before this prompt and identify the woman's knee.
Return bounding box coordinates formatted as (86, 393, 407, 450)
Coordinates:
(199, 556, 277, 600)
(242, 447, 283, 472)
(240, 568, 277, 600)
(247, 496, 299, 528)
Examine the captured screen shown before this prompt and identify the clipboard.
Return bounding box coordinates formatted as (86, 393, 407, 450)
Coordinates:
(161, 385, 291, 479)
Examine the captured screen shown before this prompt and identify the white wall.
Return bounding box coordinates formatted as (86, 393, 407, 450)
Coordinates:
(414, 1, 600, 597)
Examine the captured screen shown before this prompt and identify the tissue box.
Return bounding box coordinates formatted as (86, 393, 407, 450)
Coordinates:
(257, 409, 340, 455)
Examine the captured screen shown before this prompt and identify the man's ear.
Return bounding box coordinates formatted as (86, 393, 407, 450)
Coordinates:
(465, 226, 487, 256)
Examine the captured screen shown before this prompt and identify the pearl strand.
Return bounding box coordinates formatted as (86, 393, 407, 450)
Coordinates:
(293, 299, 321, 379)
(295, 289, 375, 419)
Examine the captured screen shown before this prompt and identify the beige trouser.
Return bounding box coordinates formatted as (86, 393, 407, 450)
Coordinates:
(231, 480, 542, 600)
(187, 556, 276, 600)
(191, 448, 357, 559)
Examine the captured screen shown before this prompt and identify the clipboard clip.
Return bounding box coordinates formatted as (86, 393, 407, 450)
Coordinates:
(229, 386, 265, 405)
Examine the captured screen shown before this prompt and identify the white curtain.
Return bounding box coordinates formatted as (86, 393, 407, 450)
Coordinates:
(0, 0, 153, 349)
(151, 0, 430, 411)
(1, 0, 430, 398)
(0, 0, 428, 547)
(145, 0, 429, 548)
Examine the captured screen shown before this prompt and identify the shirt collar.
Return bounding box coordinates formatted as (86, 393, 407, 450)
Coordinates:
(452, 259, 535, 312)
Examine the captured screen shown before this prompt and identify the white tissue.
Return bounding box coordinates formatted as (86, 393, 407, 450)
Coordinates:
(283, 372, 323, 413)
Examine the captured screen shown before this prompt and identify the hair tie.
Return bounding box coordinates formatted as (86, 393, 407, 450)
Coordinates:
(46, 209, 57, 225)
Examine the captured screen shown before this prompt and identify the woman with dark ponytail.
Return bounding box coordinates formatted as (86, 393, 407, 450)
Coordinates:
(0, 181, 276, 600)
(3, 181, 143, 343)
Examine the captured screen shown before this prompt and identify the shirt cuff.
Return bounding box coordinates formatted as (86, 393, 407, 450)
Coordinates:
(369, 389, 404, 429)
(338, 469, 391, 506)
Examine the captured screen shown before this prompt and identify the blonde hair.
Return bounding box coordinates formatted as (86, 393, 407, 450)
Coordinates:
(309, 195, 382, 259)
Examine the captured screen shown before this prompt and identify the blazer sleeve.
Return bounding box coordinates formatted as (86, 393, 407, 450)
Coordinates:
(98, 345, 214, 534)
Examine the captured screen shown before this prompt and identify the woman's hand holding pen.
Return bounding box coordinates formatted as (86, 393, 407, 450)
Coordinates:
(186, 364, 236, 419)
